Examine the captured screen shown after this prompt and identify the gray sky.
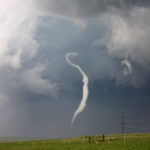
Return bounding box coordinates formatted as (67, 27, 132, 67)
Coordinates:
(0, 0, 150, 138)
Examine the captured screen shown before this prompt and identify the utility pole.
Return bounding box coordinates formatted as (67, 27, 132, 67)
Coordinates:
(121, 113, 125, 135)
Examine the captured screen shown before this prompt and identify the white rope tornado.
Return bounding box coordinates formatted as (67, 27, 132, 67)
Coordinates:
(65, 52, 89, 125)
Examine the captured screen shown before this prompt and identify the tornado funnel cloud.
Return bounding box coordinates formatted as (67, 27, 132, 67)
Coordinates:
(65, 52, 89, 126)
(121, 59, 132, 76)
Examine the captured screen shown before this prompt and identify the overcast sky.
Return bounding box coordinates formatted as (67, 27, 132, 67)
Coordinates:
(0, 0, 150, 138)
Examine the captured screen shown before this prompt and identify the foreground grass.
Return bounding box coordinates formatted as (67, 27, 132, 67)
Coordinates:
(0, 133, 149, 150)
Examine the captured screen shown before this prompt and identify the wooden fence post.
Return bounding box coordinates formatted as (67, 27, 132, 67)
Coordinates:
(89, 136, 91, 143)
(141, 135, 144, 144)
(94, 136, 98, 144)
(102, 134, 105, 142)
(82, 136, 85, 144)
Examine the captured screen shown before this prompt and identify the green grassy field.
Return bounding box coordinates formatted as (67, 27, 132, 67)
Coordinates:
(0, 133, 149, 150)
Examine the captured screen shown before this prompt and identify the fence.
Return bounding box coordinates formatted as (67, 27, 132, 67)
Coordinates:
(62, 133, 150, 145)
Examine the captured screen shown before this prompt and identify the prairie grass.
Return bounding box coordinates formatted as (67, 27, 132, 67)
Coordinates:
(0, 133, 149, 150)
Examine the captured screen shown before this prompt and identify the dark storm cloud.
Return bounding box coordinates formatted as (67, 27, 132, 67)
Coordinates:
(27, 0, 150, 21)
(95, 6, 150, 87)
(0, 0, 150, 138)
(0, 0, 57, 106)
(26, 0, 150, 88)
